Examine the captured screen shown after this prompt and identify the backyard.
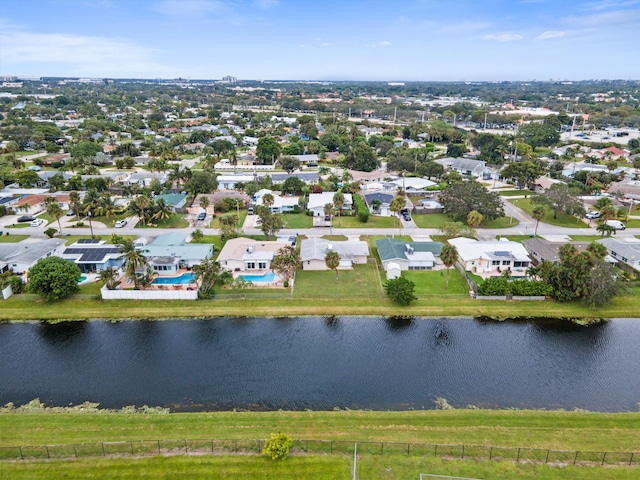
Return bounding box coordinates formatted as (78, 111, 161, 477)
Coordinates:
(293, 262, 383, 299)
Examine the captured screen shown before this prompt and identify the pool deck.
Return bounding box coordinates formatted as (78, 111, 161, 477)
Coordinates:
(118, 268, 199, 291)
(232, 270, 284, 288)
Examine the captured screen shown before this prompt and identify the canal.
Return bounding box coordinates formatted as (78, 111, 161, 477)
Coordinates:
(1, 317, 638, 411)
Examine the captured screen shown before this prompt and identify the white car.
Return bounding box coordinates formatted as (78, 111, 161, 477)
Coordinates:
(30, 219, 45, 227)
(114, 220, 127, 228)
(585, 211, 600, 219)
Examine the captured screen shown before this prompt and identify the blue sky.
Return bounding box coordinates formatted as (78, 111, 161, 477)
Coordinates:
(1, 0, 639, 81)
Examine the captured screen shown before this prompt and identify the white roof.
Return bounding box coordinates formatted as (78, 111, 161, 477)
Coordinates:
(448, 237, 530, 263)
(308, 192, 353, 210)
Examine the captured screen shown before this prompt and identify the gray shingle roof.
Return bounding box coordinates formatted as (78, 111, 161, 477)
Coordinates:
(376, 238, 442, 262)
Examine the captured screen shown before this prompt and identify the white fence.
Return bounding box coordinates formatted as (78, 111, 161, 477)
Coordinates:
(100, 286, 198, 301)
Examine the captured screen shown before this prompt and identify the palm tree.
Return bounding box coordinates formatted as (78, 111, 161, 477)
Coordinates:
(466, 210, 484, 229)
(333, 192, 345, 226)
(370, 199, 382, 214)
(82, 188, 100, 237)
(324, 203, 334, 235)
(69, 190, 81, 219)
(440, 244, 458, 291)
(152, 198, 172, 223)
(99, 267, 120, 290)
(136, 265, 157, 290)
(45, 197, 64, 235)
(118, 238, 148, 286)
(271, 245, 301, 296)
(135, 194, 151, 226)
(599, 205, 617, 222)
(262, 193, 275, 211)
(99, 193, 116, 219)
(199, 195, 210, 214)
(325, 250, 340, 283)
(390, 195, 406, 235)
(531, 205, 546, 236)
(193, 257, 221, 298)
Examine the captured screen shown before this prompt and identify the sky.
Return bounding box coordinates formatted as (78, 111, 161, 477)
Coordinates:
(1, 0, 639, 81)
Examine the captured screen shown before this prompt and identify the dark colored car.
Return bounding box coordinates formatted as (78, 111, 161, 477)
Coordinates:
(17, 216, 36, 223)
(197, 212, 206, 221)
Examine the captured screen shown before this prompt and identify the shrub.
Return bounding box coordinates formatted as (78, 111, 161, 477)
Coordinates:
(353, 194, 369, 223)
(44, 227, 57, 238)
(262, 431, 292, 460)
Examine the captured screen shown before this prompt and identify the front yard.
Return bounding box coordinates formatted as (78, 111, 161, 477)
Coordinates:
(509, 198, 589, 228)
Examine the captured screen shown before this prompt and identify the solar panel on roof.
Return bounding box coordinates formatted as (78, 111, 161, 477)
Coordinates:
(494, 251, 510, 256)
(77, 239, 100, 244)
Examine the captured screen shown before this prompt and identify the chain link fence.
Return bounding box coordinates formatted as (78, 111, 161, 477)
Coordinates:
(1, 439, 637, 467)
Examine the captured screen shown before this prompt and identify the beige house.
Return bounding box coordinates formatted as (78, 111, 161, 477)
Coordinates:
(300, 237, 369, 270)
(217, 237, 290, 273)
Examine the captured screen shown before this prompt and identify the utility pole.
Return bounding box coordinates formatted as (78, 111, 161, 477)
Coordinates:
(393, 107, 397, 124)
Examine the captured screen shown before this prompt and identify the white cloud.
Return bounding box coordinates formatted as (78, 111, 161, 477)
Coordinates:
(379, 41, 392, 47)
(0, 27, 169, 77)
(367, 40, 392, 48)
(535, 30, 565, 40)
(483, 33, 523, 42)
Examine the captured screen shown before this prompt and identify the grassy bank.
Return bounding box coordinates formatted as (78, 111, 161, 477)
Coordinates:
(2, 410, 639, 479)
(2, 409, 639, 450)
(1, 287, 638, 321)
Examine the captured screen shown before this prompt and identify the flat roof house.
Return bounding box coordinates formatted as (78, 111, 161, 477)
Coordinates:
(448, 237, 531, 277)
(308, 192, 353, 216)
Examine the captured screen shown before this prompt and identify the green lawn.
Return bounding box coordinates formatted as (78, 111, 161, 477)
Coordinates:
(294, 263, 382, 299)
(4, 223, 30, 229)
(412, 213, 450, 229)
(77, 280, 104, 296)
(144, 213, 189, 229)
(336, 214, 396, 228)
(501, 235, 538, 243)
(481, 216, 519, 228)
(498, 190, 537, 197)
(626, 219, 640, 228)
(210, 211, 247, 229)
(283, 212, 313, 229)
(402, 269, 469, 295)
(0, 234, 29, 242)
(510, 198, 589, 228)
(569, 235, 602, 242)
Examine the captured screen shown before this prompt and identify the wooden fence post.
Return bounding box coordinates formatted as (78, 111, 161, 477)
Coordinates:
(158, 440, 161, 454)
(407, 443, 410, 455)
(184, 440, 188, 453)
(130, 441, 134, 456)
(516, 448, 520, 462)
(489, 447, 492, 461)
(19, 446, 23, 460)
(73, 446, 77, 458)
(545, 449, 550, 463)
(101, 443, 105, 456)
(573, 451, 579, 465)
(629, 452, 634, 466)
(602, 452, 607, 465)
(461, 445, 464, 459)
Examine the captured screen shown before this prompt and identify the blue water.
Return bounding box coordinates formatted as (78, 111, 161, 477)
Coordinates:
(78, 276, 87, 283)
(152, 273, 196, 285)
(240, 272, 279, 283)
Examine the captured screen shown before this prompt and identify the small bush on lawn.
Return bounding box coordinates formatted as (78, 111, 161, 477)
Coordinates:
(263, 431, 292, 460)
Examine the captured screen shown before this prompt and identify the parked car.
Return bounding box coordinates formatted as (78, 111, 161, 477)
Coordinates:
(17, 216, 36, 223)
(605, 220, 626, 230)
(586, 211, 600, 219)
(30, 219, 45, 227)
(66, 209, 74, 216)
(114, 220, 127, 228)
(197, 212, 206, 221)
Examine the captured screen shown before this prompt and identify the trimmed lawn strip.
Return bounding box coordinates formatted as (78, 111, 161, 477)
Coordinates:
(283, 213, 313, 229)
(0, 234, 29, 242)
(569, 235, 602, 242)
(0, 456, 351, 480)
(2, 410, 639, 452)
(412, 213, 449, 229)
(498, 190, 537, 197)
(509, 198, 589, 228)
(480, 217, 519, 228)
(402, 269, 469, 295)
(336, 215, 396, 228)
(211, 211, 247, 229)
(1, 287, 638, 320)
(293, 263, 382, 298)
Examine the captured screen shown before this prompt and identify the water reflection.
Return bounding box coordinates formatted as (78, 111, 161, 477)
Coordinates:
(38, 321, 87, 345)
(383, 316, 415, 331)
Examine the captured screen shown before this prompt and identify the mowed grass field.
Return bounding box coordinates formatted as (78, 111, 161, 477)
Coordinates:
(509, 198, 590, 228)
(2, 410, 639, 479)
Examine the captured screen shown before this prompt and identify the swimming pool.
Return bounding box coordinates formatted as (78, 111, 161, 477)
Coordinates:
(78, 276, 87, 283)
(152, 272, 197, 285)
(240, 272, 279, 283)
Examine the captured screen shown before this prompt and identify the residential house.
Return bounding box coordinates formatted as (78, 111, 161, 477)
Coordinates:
(384, 176, 436, 194)
(12, 194, 48, 215)
(217, 237, 289, 273)
(300, 237, 369, 270)
(0, 238, 66, 276)
(61, 239, 123, 273)
(597, 238, 640, 272)
(534, 176, 565, 194)
(291, 154, 319, 166)
(254, 189, 299, 213)
(376, 238, 443, 274)
(450, 158, 493, 179)
(270, 172, 319, 185)
(363, 192, 394, 216)
(123, 172, 168, 186)
(154, 193, 187, 211)
(142, 232, 213, 275)
(447, 237, 531, 277)
(308, 192, 353, 216)
(523, 238, 594, 265)
(608, 180, 640, 202)
(190, 192, 247, 215)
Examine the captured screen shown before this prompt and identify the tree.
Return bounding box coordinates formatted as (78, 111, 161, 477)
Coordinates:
(262, 431, 292, 461)
(279, 155, 300, 174)
(193, 257, 221, 298)
(257, 207, 284, 239)
(329, 192, 343, 226)
(256, 136, 281, 164)
(99, 267, 120, 290)
(598, 205, 617, 222)
(390, 195, 406, 235)
(596, 222, 616, 236)
(440, 244, 458, 291)
(184, 171, 218, 196)
(70, 141, 102, 159)
(281, 176, 306, 195)
(45, 197, 64, 235)
(500, 161, 544, 190)
(466, 210, 483, 229)
(134, 194, 151, 227)
(530, 183, 582, 220)
(117, 238, 148, 286)
(440, 222, 476, 239)
(262, 193, 275, 210)
(343, 141, 378, 172)
(446, 143, 466, 158)
(28, 256, 81, 301)
(324, 250, 340, 283)
(69, 190, 81, 219)
(82, 188, 101, 236)
(324, 203, 334, 235)
(384, 276, 417, 305)
(586, 262, 620, 309)
(518, 122, 560, 150)
(271, 245, 301, 295)
(439, 180, 504, 222)
(532, 205, 547, 236)
(152, 198, 172, 223)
